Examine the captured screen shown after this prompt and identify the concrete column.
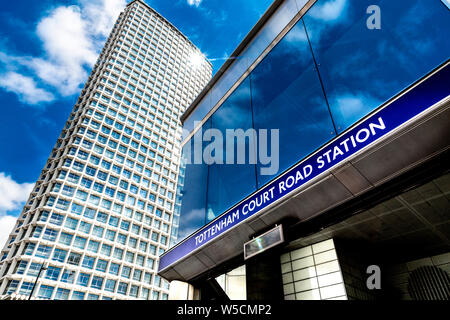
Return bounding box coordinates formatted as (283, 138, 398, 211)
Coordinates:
(246, 250, 284, 300)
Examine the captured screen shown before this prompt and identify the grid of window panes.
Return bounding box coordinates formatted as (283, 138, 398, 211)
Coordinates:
(0, 0, 211, 300)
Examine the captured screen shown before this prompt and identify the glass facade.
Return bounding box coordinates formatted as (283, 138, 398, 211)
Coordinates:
(207, 76, 257, 221)
(0, 0, 211, 300)
(177, 0, 450, 243)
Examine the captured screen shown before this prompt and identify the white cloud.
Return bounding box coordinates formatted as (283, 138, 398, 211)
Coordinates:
(38, 6, 98, 66)
(0, 0, 126, 101)
(0, 173, 33, 249)
(0, 72, 54, 105)
(187, 0, 203, 7)
(26, 5, 98, 96)
(27, 1, 126, 96)
(0, 215, 17, 251)
(0, 173, 34, 212)
(80, 0, 127, 37)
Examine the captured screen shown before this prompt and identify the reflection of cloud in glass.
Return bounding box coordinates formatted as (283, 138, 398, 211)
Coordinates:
(304, 0, 450, 134)
(329, 50, 371, 79)
(177, 208, 205, 240)
(181, 207, 205, 224)
(279, 24, 310, 59)
(379, 1, 437, 68)
(212, 87, 251, 129)
(330, 92, 380, 128)
(308, 0, 348, 22)
(206, 208, 216, 222)
(284, 25, 308, 43)
(304, 0, 348, 46)
(177, 227, 199, 242)
(293, 98, 335, 134)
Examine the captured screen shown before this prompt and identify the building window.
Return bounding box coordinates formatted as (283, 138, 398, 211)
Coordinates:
(100, 244, 112, 256)
(105, 279, 116, 293)
(105, 229, 116, 241)
(121, 266, 131, 279)
(19, 282, 34, 295)
(59, 232, 73, 246)
(38, 285, 55, 299)
(55, 288, 70, 300)
(87, 240, 100, 253)
(125, 251, 134, 263)
(117, 282, 128, 295)
(45, 266, 61, 281)
(77, 273, 90, 287)
(52, 248, 67, 262)
(26, 262, 42, 277)
(82, 256, 95, 269)
(15, 261, 28, 275)
(67, 252, 81, 266)
(143, 272, 152, 285)
(73, 236, 87, 249)
(61, 270, 76, 284)
(35, 245, 52, 259)
(117, 233, 127, 245)
(65, 217, 79, 230)
(96, 259, 108, 272)
(5, 280, 19, 295)
(109, 263, 120, 276)
(49, 213, 64, 225)
(133, 269, 142, 281)
(92, 226, 104, 238)
(79, 221, 92, 234)
(91, 276, 104, 290)
(71, 291, 85, 300)
(87, 294, 99, 300)
(129, 285, 139, 298)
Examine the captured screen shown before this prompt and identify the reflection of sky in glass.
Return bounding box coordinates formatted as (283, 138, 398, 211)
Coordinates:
(207, 77, 257, 222)
(177, 120, 211, 241)
(251, 22, 335, 186)
(177, 0, 450, 242)
(303, 0, 450, 132)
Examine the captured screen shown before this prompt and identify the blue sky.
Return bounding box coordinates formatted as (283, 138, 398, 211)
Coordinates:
(0, 0, 273, 245)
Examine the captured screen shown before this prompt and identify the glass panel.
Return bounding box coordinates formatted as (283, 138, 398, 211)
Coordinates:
(184, 1, 299, 136)
(251, 22, 336, 186)
(303, 0, 450, 133)
(210, 56, 249, 118)
(207, 76, 257, 221)
(176, 119, 211, 240)
(183, 91, 211, 135)
(244, 0, 299, 66)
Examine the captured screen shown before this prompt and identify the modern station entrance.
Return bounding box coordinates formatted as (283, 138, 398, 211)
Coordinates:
(168, 149, 450, 301)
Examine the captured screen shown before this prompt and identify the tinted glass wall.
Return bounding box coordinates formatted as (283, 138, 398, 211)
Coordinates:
(176, 0, 450, 244)
(303, 0, 450, 133)
(175, 120, 210, 241)
(207, 77, 257, 221)
(251, 22, 336, 186)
